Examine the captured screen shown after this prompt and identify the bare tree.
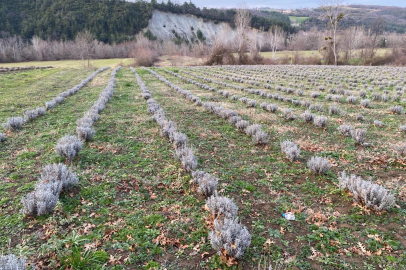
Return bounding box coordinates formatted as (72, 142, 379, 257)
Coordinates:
(361, 17, 386, 61)
(341, 26, 364, 62)
(320, 0, 345, 65)
(268, 26, 285, 59)
(75, 30, 95, 68)
(234, 4, 252, 63)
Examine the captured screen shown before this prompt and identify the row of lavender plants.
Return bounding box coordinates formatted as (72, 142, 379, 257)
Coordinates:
(20, 67, 121, 218)
(2, 67, 121, 269)
(0, 67, 109, 144)
(132, 67, 251, 263)
(176, 69, 379, 146)
(148, 69, 269, 145)
(169, 68, 396, 212)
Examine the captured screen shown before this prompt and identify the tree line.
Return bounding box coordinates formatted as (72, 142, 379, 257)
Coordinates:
(0, 0, 293, 44)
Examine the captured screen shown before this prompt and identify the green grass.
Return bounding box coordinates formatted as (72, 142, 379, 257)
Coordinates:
(1, 66, 406, 269)
(289, 16, 309, 24)
(0, 58, 134, 69)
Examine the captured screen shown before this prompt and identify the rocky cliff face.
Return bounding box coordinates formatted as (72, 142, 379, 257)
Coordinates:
(148, 10, 234, 44)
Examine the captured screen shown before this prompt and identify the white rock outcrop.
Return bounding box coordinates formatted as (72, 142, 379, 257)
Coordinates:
(148, 10, 235, 44)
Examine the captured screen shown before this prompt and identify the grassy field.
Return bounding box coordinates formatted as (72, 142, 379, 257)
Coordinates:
(260, 48, 391, 60)
(0, 58, 134, 69)
(1, 65, 406, 269)
(289, 16, 309, 25)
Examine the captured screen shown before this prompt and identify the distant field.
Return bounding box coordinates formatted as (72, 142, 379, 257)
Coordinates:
(260, 48, 391, 60)
(289, 16, 309, 24)
(0, 58, 134, 69)
(261, 50, 322, 59)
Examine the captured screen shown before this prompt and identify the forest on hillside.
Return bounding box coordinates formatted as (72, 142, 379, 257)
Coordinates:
(0, 0, 293, 43)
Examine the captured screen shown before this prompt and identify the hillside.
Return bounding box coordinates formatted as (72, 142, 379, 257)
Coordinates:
(0, 0, 292, 43)
(288, 5, 406, 33)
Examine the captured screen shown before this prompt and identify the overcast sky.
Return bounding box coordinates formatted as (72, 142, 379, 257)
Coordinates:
(175, 0, 406, 9)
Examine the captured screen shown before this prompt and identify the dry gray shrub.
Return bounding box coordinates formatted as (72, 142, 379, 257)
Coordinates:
(311, 92, 320, 98)
(395, 144, 406, 156)
(245, 124, 262, 136)
(351, 128, 367, 144)
(247, 99, 256, 107)
(142, 92, 151, 100)
(252, 131, 269, 145)
(2, 117, 24, 131)
(346, 96, 357, 103)
(235, 120, 249, 130)
(355, 114, 364, 121)
(40, 163, 78, 189)
(173, 132, 187, 149)
(55, 135, 83, 163)
(21, 181, 61, 216)
(280, 140, 300, 162)
(338, 171, 395, 211)
(266, 104, 278, 113)
(282, 108, 296, 121)
(390, 105, 403, 114)
(206, 191, 238, 219)
(360, 99, 371, 108)
(76, 126, 95, 141)
(373, 120, 384, 127)
(0, 133, 6, 142)
(228, 116, 242, 125)
(329, 105, 340, 115)
(239, 97, 248, 104)
(161, 120, 177, 139)
(209, 218, 251, 259)
(307, 156, 330, 174)
(313, 116, 327, 128)
(338, 125, 353, 136)
(45, 100, 56, 110)
(0, 254, 27, 270)
(23, 110, 38, 122)
(198, 173, 218, 197)
(175, 146, 197, 173)
(299, 111, 313, 124)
